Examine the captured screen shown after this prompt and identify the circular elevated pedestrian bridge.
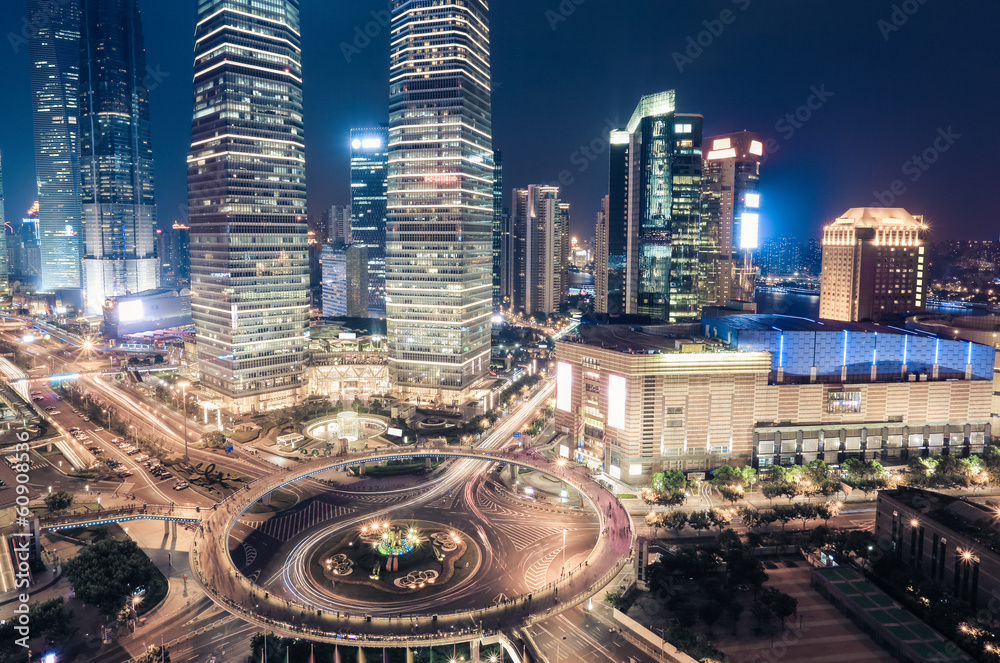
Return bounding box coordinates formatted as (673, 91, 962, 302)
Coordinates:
(191, 446, 633, 649)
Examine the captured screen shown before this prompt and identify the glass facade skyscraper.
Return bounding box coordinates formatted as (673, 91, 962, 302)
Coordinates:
(28, 0, 83, 292)
(350, 126, 388, 315)
(702, 131, 764, 305)
(385, 0, 493, 402)
(187, 0, 309, 414)
(609, 91, 705, 322)
(0, 151, 8, 292)
(79, 0, 158, 314)
(492, 149, 503, 310)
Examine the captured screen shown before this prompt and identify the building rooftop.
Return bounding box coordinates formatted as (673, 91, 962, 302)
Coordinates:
(886, 487, 1000, 558)
(565, 324, 726, 355)
(830, 207, 925, 228)
(708, 314, 940, 337)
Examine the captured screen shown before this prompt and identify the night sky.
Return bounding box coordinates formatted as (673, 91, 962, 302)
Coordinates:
(0, 0, 997, 242)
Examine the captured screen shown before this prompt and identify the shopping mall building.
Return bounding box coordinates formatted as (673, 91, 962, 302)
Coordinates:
(554, 315, 993, 485)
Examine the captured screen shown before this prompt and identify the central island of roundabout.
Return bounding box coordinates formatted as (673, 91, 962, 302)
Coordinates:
(191, 446, 633, 658)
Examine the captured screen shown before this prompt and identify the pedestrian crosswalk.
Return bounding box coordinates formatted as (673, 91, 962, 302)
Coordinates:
(240, 501, 355, 540)
(524, 549, 560, 590)
(501, 526, 570, 552)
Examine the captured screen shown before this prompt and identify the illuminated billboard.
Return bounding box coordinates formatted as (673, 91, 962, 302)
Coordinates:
(118, 299, 144, 322)
(557, 361, 573, 412)
(744, 192, 760, 208)
(740, 212, 759, 250)
(607, 374, 626, 429)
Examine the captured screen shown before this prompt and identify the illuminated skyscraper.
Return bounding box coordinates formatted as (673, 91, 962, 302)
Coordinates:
(350, 126, 388, 315)
(492, 149, 503, 310)
(702, 131, 763, 305)
(594, 195, 609, 313)
(819, 208, 927, 322)
(187, 0, 309, 413)
(609, 91, 704, 322)
(28, 0, 83, 292)
(511, 185, 569, 316)
(0, 152, 8, 291)
(386, 0, 493, 403)
(78, 0, 158, 314)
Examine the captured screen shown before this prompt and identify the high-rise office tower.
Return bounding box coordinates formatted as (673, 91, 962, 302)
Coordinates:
(321, 244, 369, 319)
(78, 0, 158, 314)
(492, 149, 503, 310)
(702, 131, 763, 305)
(321, 244, 346, 318)
(346, 245, 369, 318)
(29, 0, 83, 292)
(499, 200, 513, 308)
(385, 0, 493, 403)
(0, 152, 7, 292)
(609, 91, 704, 322)
(172, 221, 190, 282)
(322, 204, 352, 244)
(594, 195, 609, 313)
(187, 0, 309, 414)
(819, 208, 927, 322)
(20, 202, 42, 281)
(350, 127, 388, 315)
(510, 185, 569, 316)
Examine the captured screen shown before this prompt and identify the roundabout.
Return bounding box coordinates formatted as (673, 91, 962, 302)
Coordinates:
(191, 446, 633, 651)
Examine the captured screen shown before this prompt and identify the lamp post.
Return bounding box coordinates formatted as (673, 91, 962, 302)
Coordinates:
(178, 381, 190, 460)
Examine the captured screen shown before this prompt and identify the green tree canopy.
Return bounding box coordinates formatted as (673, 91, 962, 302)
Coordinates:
(64, 538, 162, 617)
(44, 489, 74, 514)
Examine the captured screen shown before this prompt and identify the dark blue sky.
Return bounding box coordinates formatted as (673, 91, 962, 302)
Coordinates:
(1, 0, 997, 242)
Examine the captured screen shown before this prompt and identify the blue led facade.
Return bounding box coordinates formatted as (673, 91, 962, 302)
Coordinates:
(703, 315, 994, 382)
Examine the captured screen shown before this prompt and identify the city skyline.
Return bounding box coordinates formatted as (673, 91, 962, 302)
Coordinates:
(1, 2, 997, 246)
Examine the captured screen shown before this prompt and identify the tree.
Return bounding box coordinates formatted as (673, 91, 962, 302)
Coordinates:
(726, 600, 744, 635)
(661, 510, 689, 537)
(604, 590, 627, 610)
(44, 490, 74, 514)
(648, 469, 689, 506)
(699, 600, 724, 636)
(794, 503, 817, 529)
(815, 501, 842, 526)
(773, 505, 796, 531)
(717, 484, 744, 505)
(688, 510, 711, 534)
(202, 431, 227, 448)
(708, 507, 731, 532)
(762, 588, 797, 630)
(842, 458, 887, 487)
(716, 528, 743, 554)
(64, 538, 162, 616)
(737, 506, 762, 530)
(137, 645, 170, 663)
(761, 484, 784, 505)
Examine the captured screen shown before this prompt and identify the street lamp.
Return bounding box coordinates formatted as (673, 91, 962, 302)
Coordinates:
(177, 381, 190, 460)
(562, 528, 567, 572)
